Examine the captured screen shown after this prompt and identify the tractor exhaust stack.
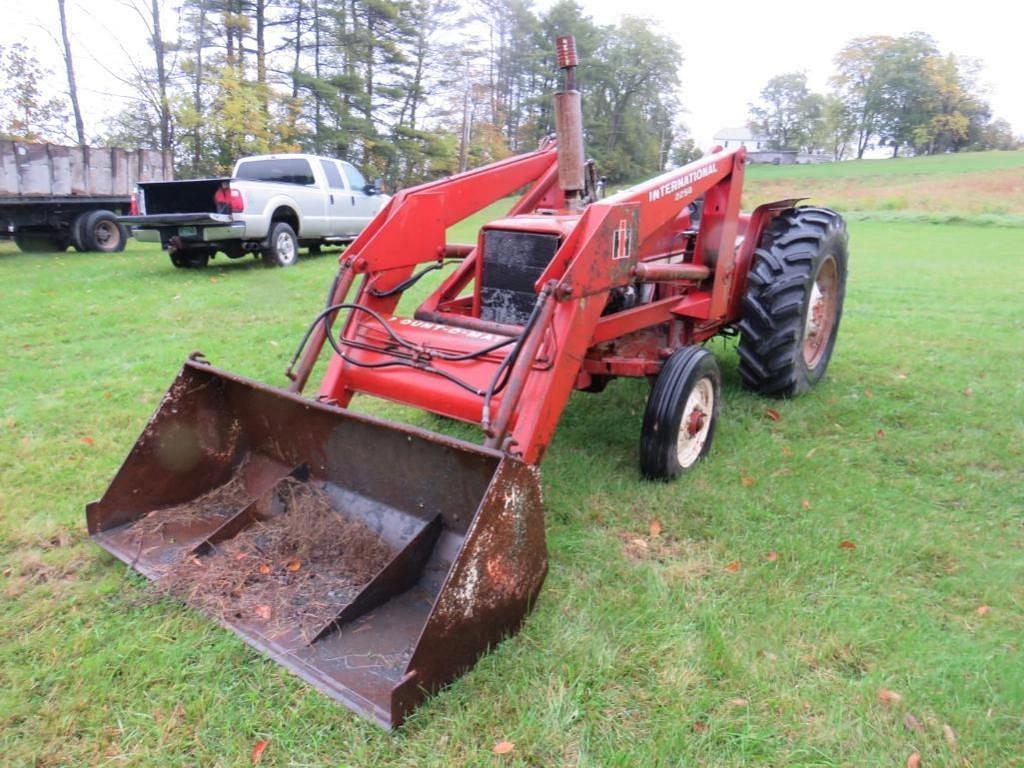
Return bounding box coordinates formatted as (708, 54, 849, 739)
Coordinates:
(553, 35, 585, 207)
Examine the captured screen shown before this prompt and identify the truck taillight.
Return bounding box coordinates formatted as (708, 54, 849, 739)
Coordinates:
(129, 192, 139, 216)
(229, 189, 244, 213)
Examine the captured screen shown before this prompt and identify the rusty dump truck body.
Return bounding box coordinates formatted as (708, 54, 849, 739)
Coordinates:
(88, 37, 848, 727)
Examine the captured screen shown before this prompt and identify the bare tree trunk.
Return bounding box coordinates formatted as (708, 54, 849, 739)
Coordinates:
(291, 0, 303, 99)
(192, 1, 207, 175)
(255, 0, 268, 112)
(313, 0, 322, 152)
(57, 0, 86, 145)
(150, 0, 172, 155)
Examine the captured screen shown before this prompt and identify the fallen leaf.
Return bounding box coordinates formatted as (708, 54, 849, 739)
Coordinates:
(801, 499, 811, 510)
(209, 277, 219, 284)
(963, 387, 973, 397)
(724, 561, 741, 573)
(234, 552, 249, 561)
(907, 752, 921, 768)
(80, 437, 95, 445)
(741, 476, 755, 487)
(286, 559, 302, 572)
(254, 605, 272, 620)
(629, 537, 648, 551)
(492, 741, 515, 755)
(904, 713, 924, 733)
(766, 551, 779, 563)
(876, 428, 886, 438)
(781, 446, 793, 457)
(877, 688, 902, 705)
(864, 388, 874, 398)
(258, 563, 271, 575)
(251, 739, 269, 765)
(839, 540, 856, 550)
(764, 408, 781, 422)
(728, 697, 749, 707)
(976, 604, 990, 617)
(943, 723, 957, 749)
(692, 721, 707, 733)
(649, 519, 663, 537)
(2, 567, 11, 577)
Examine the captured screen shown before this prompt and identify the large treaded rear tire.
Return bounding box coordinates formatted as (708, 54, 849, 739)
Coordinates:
(738, 206, 848, 397)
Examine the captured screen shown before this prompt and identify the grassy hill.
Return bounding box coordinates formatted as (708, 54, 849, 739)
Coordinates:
(743, 150, 1024, 221)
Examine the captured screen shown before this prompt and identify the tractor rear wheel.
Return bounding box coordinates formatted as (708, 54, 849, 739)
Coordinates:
(640, 346, 721, 480)
(738, 207, 848, 397)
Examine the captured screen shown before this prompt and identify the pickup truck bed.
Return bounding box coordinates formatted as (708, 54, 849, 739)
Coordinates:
(124, 154, 388, 270)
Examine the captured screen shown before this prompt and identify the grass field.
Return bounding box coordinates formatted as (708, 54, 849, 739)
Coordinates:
(743, 150, 1024, 220)
(1, 154, 1023, 766)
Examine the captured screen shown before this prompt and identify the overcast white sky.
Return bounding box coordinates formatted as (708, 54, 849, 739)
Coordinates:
(2, 0, 1021, 148)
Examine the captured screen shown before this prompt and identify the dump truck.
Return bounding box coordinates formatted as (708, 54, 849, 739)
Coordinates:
(0, 140, 171, 253)
(121, 154, 389, 268)
(88, 37, 848, 728)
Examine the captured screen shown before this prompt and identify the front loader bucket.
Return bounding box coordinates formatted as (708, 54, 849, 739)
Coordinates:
(87, 358, 547, 728)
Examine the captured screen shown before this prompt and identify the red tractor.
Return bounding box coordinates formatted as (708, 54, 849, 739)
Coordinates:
(88, 37, 848, 728)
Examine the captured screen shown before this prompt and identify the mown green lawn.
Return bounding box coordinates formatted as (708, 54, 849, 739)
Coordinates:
(1, 212, 1022, 766)
(744, 150, 1024, 181)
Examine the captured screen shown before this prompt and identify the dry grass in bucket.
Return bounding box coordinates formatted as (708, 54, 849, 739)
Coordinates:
(157, 477, 395, 637)
(129, 467, 251, 541)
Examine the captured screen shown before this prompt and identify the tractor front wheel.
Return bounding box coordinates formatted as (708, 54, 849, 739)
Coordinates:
(738, 206, 848, 397)
(639, 346, 721, 480)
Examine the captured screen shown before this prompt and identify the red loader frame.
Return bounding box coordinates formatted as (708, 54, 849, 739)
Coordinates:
(285, 142, 792, 465)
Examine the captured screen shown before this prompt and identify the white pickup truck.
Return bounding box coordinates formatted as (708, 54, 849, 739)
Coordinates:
(121, 154, 389, 268)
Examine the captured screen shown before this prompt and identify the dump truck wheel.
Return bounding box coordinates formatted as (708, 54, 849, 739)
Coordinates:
(738, 206, 848, 397)
(81, 210, 127, 253)
(14, 229, 67, 252)
(70, 212, 90, 252)
(640, 346, 721, 480)
(169, 249, 210, 269)
(263, 222, 299, 267)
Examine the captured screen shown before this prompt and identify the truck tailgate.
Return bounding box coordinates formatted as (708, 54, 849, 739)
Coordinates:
(119, 212, 233, 227)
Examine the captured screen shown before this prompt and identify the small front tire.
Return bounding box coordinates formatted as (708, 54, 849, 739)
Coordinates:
(639, 346, 721, 480)
(263, 222, 299, 268)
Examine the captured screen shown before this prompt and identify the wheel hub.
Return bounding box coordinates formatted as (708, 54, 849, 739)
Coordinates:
(676, 376, 714, 468)
(803, 254, 838, 369)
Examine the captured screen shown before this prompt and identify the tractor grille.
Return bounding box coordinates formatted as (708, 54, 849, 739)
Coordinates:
(480, 230, 560, 326)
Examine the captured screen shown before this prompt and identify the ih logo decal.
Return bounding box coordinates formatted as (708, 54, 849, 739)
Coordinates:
(612, 218, 634, 260)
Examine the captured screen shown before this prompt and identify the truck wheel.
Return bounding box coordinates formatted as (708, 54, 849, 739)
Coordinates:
(14, 229, 67, 253)
(263, 222, 299, 267)
(169, 249, 210, 269)
(70, 212, 90, 252)
(81, 210, 127, 253)
(738, 207, 848, 397)
(639, 346, 721, 480)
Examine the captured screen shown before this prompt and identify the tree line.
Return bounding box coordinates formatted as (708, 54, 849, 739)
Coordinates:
(0, 0, 694, 187)
(748, 32, 1020, 159)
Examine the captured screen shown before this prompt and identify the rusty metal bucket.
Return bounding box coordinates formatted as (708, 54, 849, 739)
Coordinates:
(86, 357, 547, 728)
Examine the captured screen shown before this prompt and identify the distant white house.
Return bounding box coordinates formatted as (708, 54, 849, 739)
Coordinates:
(712, 126, 768, 151)
(712, 125, 834, 164)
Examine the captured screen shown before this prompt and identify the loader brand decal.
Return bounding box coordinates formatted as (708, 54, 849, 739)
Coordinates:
(391, 317, 502, 343)
(612, 218, 634, 260)
(648, 162, 718, 202)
